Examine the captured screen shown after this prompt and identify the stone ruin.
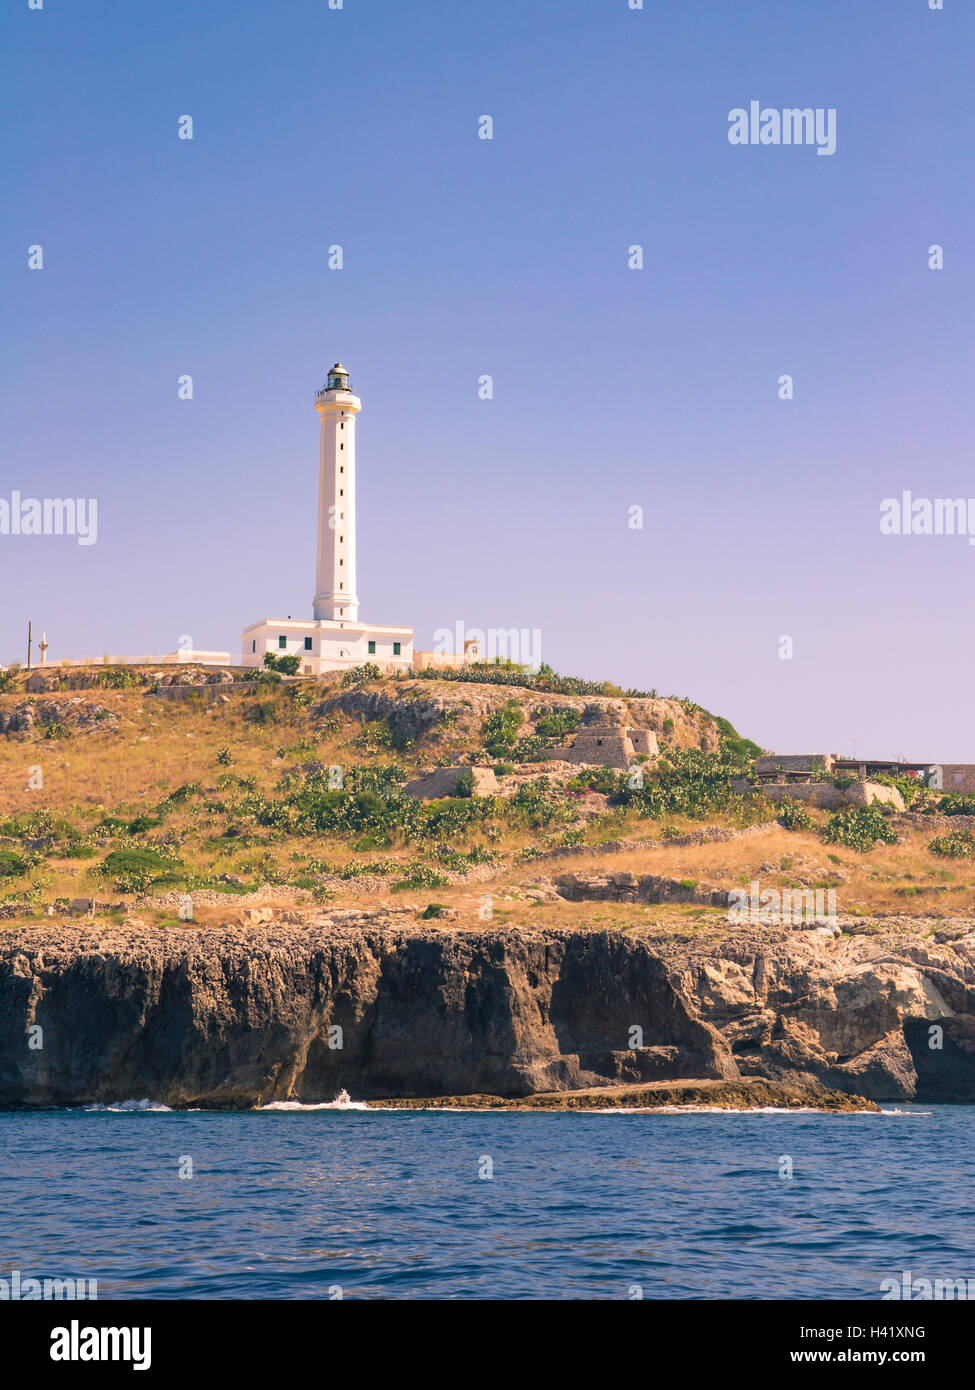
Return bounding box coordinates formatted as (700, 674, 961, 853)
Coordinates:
(545, 702, 659, 770)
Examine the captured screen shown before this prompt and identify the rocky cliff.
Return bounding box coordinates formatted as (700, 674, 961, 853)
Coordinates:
(1, 916, 973, 1107)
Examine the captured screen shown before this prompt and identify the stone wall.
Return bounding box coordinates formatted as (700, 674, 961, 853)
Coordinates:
(402, 766, 498, 799)
(756, 781, 905, 811)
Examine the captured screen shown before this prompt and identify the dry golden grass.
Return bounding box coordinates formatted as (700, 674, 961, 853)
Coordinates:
(2, 683, 974, 924)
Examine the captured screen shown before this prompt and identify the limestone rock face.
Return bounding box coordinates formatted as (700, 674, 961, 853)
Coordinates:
(0, 696, 117, 735)
(2, 919, 973, 1107)
(0, 925, 733, 1108)
(321, 683, 714, 752)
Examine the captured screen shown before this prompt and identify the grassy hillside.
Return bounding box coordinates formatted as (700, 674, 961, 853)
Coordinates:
(0, 663, 971, 928)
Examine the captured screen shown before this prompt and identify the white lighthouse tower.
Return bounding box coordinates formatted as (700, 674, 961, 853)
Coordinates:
(240, 363, 414, 674)
(313, 363, 359, 622)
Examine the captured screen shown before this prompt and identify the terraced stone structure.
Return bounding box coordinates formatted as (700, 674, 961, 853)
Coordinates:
(546, 701, 659, 770)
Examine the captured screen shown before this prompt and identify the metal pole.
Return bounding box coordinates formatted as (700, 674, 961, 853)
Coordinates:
(27, 620, 32, 670)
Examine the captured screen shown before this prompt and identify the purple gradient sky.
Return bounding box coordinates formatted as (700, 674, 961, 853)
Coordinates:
(2, 0, 974, 759)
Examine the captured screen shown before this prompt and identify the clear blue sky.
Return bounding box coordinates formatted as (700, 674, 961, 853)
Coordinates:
(2, 0, 973, 759)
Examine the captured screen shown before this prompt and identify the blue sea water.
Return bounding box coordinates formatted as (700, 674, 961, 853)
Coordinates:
(1, 1103, 973, 1300)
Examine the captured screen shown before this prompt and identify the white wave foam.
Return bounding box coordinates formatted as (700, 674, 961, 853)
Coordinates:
(84, 1098, 173, 1112)
(259, 1089, 369, 1112)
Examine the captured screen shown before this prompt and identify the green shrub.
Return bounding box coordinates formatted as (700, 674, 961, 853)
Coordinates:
(98, 667, 139, 689)
(939, 795, 975, 817)
(566, 767, 618, 795)
(352, 719, 392, 751)
(339, 858, 398, 879)
(275, 655, 301, 676)
(928, 830, 975, 858)
(872, 771, 930, 810)
(454, 768, 476, 798)
(216, 747, 234, 766)
(823, 806, 898, 852)
(482, 702, 524, 758)
(491, 763, 515, 777)
(341, 663, 382, 688)
(393, 864, 450, 891)
(0, 849, 27, 877)
(511, 734, 548, 763)
(777, 799, 813, 832)
(100, 845, 184, 891)
(420, 903, 448, 919)
(127, 816, 162, 835)
(610, 748, 752, 822)
(534, 709, 580, 741)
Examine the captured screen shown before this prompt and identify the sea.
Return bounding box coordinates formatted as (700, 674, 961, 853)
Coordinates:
(2, 1100, 973, 1301)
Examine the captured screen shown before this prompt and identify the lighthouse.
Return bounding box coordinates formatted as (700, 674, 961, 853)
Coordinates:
(240, 364, 414, 674)
(313, 363, 359, 622)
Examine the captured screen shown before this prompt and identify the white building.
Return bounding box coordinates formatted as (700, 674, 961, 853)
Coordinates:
(241, 364, 414, 674)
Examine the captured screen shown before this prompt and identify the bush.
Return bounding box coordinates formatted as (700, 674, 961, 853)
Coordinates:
(534, 709, 580, 741)
(0, 849, 27, 877)
(777, 799, 813, 832)
(928, 830, 975, 858)
(393, 863, 450, 891)
(420, 902, 448, 919)
(482, 702, 524, 758)
(511, 734, 547, 763)
(127, 816, 162, 835)
(566, 767, 617, 795)
(940, 795, 975, 817)
(454, 769, 476, 798)
(98, 667, 139, 689)
(610, 748, 753, 822)
(100, 845, 184, 891)
(338, 858, 398, 879)
(275, 655, 301, 676)
(823, 806, 898, 852)
(216, 747, 234, 766)
(341, 663, 382, 688)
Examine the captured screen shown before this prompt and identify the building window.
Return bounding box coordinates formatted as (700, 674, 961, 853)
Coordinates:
(278, 636, 287, 649)
(393, 642, 401, 656)
(368, 640, 376, 654)
(340, 443, 344, 450)
(303, 665, 312, 675)
(304, 637, 312, 651)
(339, 558, 343, 565)
(251, 640, 256, 653)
